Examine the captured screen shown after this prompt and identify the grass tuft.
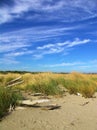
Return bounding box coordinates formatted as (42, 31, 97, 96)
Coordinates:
(0, 86, 22, 118)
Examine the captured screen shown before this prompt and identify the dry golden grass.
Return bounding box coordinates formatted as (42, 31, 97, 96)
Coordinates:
(0, 72, 97, 118)
(0, 72, 97, 97)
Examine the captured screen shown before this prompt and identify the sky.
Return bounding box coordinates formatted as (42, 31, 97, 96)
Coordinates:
(0, 0, 97, 72)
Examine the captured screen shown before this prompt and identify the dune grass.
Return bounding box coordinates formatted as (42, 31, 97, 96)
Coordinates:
(0, 72, 97, 97)
(0, 72, 97, 118)
(25, 78, 62, 95)
(0, 71, 97, 118)
(0, 86, 22, 118)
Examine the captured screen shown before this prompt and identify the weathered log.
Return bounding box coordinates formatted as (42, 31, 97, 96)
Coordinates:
(19, 99, 50, 106)
(19, 99, 61, 111)
(6, 80, 24, 88)
(31, 93, 43, 96)
(41, 104, 61, 110)
(7, 76, 22, 85)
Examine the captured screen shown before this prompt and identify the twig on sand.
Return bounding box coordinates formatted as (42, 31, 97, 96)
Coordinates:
(31, 93, 43, 96)
(41, 104, 61, 110)
(81, 101, 89, 106)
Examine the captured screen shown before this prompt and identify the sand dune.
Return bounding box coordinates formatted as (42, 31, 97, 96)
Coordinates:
(0, 93, 97, 130)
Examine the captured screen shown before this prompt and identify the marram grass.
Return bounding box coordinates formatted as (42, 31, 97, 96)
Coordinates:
(0, 86, 22, 118)
(0, 72, 97, 97)
(0, 72, 97, 118)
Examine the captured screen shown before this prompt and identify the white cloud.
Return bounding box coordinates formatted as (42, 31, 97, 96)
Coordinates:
(0, 0, 97, 24)
(0, 42, 30, 53)
(0, 57, 19, 65)
(67, 38, 91, 47)
(75, 59, 97, 70)
(33, 54, 43, 59)
(41, 59, 97, 72)
(33, 46, 65, 59)
(0, 25, 91, 60)
(0, 25, 81, 61)
(0, 26, 77, 64)
(37, 38, 90, 51)
(34, 38, 90, 59)
(4, 50, 33, 57)
(44, 62, 84, 68)
(0, 49, 33, 65)
(37, 44, 54, 50)
(0, 25, 79, 44)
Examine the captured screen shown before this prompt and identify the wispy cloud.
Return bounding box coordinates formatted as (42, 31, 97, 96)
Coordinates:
(0, 57, 19, 65)
(37, 38, 90, 50)
(0, 29, 91, 64)
(0, 49, 33, 65)
(0, 25, 81, 58)
(0, 0, 97, 24)
(75, 59, 97, 71)
(0, 25, 86, 64)
(0, 25, 79, 43)
(41, 59, 97, 72)
(0, 42, 30, 53)
(43, 62, 84, 68)
(0, 0, 97, 72)
(4, 50, 33, 57)
(33, 38, 91, 59)
(32, 46, 65, 59)
(67, 38, 91, 47)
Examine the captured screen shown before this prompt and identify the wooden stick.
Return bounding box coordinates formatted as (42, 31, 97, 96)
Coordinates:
(7, 76, 22, 85)
(19, 99, 50, 106)
(81, 101, 89, 106)
(6, 80, 24, 88)
(42, 104, 61, 110)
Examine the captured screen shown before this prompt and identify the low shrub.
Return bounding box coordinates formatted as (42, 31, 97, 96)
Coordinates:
(26, 78, 62, 95)
(0, 86, 22, 118)
(79, 80, 97, 98)
(63, 78, 97, 98)
(63, 79, 79, 94)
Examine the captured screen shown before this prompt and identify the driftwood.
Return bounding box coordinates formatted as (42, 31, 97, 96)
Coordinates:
(7, 76, 22, 85)
(81, 101, 89, 106)
(41, 104, 61, 110)
(31, 93, 43, 96)
(19, 99, 61, 110)
(20, 99, 50, 106)
(6, 76, 23, 88)
(7, 80, 24, 88)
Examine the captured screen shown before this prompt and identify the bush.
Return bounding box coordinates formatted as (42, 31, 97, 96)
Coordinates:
(0, 86, 22, 118)
(0, 87, 10, 118)
(63, 79, 79, 94)
(79, 80, 96, 98)
(63, 78, 97, 98)
(26, 78, 62, 95)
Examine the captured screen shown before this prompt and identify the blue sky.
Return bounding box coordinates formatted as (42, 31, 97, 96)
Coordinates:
(0, 0, 97, 72)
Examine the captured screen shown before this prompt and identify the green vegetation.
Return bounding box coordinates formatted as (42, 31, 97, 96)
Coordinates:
(26, 78, 62, 95)
(63, 79, 97, 97)
(17, 72, 97, 97)
(0, 72, 97, 118)
(0, 86, 22, 118)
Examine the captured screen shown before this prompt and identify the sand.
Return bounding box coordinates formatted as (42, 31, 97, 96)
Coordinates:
(0, 93, 97, 130)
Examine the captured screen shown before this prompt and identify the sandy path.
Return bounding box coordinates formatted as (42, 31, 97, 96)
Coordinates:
(0, 93, 97, 130)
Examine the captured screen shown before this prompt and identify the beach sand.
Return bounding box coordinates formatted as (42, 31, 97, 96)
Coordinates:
(0, 93, 97, 130)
